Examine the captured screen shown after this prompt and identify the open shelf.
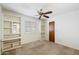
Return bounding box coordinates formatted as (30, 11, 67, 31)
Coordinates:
(3, 46, 21, 52)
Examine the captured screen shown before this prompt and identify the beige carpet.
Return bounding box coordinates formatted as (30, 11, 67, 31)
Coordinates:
(3, 40, 79, 55)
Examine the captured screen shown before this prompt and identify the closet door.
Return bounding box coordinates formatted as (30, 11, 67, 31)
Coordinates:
(49, 21, 55, 42)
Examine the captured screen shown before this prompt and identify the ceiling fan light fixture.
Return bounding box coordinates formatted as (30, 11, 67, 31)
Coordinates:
(36, 9, 53, 20)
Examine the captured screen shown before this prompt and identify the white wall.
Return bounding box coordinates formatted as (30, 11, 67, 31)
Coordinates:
(2, 9, 41, 44)
(21, 15, 41, 44)
(48, 10, 79, 50)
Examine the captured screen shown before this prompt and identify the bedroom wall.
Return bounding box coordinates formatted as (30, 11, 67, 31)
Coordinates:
(2, 8, 41, 44)
(48, 10, 79, 50)
(21, 15, 41, 44)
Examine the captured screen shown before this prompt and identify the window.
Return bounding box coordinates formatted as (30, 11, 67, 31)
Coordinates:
(12, 23, 20, 34)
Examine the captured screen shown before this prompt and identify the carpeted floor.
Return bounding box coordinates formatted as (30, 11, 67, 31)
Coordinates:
(3, 40, 79, 55)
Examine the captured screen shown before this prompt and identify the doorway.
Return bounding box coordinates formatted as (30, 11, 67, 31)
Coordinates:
(49, 21, 55, 42)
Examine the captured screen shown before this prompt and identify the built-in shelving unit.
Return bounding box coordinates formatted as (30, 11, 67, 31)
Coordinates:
(2, 15, 21, 53)
(41, 19, 46, 40)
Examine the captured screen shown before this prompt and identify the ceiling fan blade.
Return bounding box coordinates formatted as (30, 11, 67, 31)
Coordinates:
(39, 15, 42, 19)
(44, 11, 52, 14)
(43, 15, 49, 18)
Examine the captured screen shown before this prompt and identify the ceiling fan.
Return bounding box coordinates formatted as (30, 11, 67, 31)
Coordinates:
(36, 9, 53, 20)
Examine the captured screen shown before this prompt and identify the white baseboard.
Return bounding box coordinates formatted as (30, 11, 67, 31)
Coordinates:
(56, 40, 79, 50)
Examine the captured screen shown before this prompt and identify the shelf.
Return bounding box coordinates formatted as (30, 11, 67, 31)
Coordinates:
(3, 45, 21, 52)
(4, 33, 20, 35)
(12, 22, 21, 23)
(4, 20, 12, 22)
(4, 21, 21, 23)
(4, 34, 21, 41)
(4, 37, 21, 39)
(2, 37, 21, 41)
(4, 28, 12, 29)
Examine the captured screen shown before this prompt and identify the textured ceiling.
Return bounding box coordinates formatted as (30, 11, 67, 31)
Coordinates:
(1, 3, 79, 18)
